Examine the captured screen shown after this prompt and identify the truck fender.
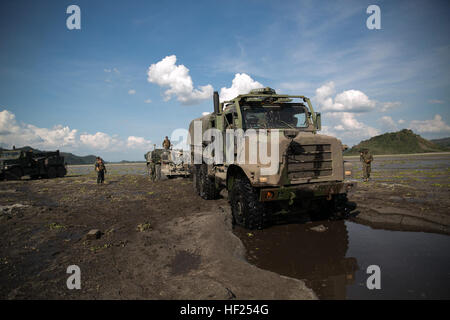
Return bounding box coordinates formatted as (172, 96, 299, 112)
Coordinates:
(226, 165, 251, 191)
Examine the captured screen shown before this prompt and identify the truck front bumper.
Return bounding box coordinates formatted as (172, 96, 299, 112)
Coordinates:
(259, 181, 356, 202)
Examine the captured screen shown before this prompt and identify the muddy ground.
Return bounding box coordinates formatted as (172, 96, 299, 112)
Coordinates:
(0, 153, 449, 299)
(0, 172, 314, 300)
(346, 153, 450, 235)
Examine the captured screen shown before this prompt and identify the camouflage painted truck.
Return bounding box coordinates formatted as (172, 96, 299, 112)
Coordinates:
(0, 149, 67, 180)
(144, 148, 190, 179)
(189, 87, 356, 229)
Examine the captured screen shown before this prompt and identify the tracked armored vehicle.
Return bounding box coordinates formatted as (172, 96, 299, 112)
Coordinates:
(189, 87, 355, 229)
(0, 149, 67, 180)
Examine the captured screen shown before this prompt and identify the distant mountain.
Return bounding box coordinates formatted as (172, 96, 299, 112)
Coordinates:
(0, 146, 98, 165)
(117, 160, 146, 164)
(430, 137, 450, 148)
(345, 129, 450, 155)
(60, 152, 97, 165)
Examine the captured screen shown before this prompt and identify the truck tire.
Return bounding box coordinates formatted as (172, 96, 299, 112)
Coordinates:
(57, 166, 66, 177)
(5, 167, 22, 180)
(229, 175, 266, 230)
(47, 167, 57, 179)
(198, 164, 218, 200)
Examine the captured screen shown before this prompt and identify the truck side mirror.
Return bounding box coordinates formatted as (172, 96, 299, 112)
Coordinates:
(315, 113, 321, 131)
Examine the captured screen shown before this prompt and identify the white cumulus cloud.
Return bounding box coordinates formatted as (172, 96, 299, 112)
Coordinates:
(379, 116, 398, 131)
(380, 101, 401, 112)
(79, 132, 122, 150)
(0, 109, 77, 149)
(219, 73, 263, 102)
(0, 109, 156, 158)
(325, 112, 380, 144)
(128, 89, 136, 95)
(0, 109, 19, 135)
(409, 114, 450, 133)
(314, 81, 400, 113)
(126, 136, 152, 149)
(328, 112, 378, 135)
(147, 55, 213, 105)
(312, 83, 380, 143)
(314, 81, 376, 113)
(333, 90, 376, 112)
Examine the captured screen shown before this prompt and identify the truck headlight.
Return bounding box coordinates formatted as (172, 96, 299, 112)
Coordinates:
(344, 161, 353, 178)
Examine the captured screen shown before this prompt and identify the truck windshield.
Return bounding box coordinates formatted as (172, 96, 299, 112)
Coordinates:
(241, 104, 310, 129)
(0, 151, 21, 160)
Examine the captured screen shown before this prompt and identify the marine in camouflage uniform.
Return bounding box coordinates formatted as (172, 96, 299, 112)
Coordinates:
(149, 152, 161, 182)
(360, 149, 373, 182)
(162, 136, 171, 150)
(95, 157, 107, 184)
(149, 161, 156, 181)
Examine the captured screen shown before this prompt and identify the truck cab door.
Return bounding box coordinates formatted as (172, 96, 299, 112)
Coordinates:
(223, 111, 240, 163)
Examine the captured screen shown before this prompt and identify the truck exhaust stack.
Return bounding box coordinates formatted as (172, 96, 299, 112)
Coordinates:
(213, 91, 219, 114)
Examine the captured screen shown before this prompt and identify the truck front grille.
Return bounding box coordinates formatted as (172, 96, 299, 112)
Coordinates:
(286, 143, 332, 180)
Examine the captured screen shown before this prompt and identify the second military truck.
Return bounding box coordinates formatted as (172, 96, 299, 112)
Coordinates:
(145, 148, 190, 179)
(189, 87, 355, 229)
(0, 149, 67, 180)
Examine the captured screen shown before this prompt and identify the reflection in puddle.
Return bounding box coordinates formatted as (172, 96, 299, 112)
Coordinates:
(234, 220, 450, 299)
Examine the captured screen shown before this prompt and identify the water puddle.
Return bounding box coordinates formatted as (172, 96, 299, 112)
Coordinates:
(234, 220, 450, 299)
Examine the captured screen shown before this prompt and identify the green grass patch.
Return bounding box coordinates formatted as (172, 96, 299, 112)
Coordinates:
(49, 222, 66, 230)
(137, 222, 152, 232)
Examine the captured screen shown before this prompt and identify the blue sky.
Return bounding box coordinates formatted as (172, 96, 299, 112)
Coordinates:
(0, 0, 449, 161)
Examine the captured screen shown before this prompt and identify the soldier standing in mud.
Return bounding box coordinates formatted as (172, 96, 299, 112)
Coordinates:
(95, 157, 107, 184)
(149, 152, 161, 182)
(149, 159, 156, 182)
(162, 136, 171, 150)
(360, 149, 373, 182)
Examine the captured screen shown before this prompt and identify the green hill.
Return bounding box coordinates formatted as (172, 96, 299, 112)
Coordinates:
(60, 152, 97, 165)
(345, 129, 450, 155)
(0, 146, 97, 165)
(430, 137, 450, 148)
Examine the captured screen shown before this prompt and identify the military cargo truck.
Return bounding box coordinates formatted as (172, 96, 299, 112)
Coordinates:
(189, 87, 355, 229)
(145, 148, 190, 179)
(0, 149, 67, 180)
